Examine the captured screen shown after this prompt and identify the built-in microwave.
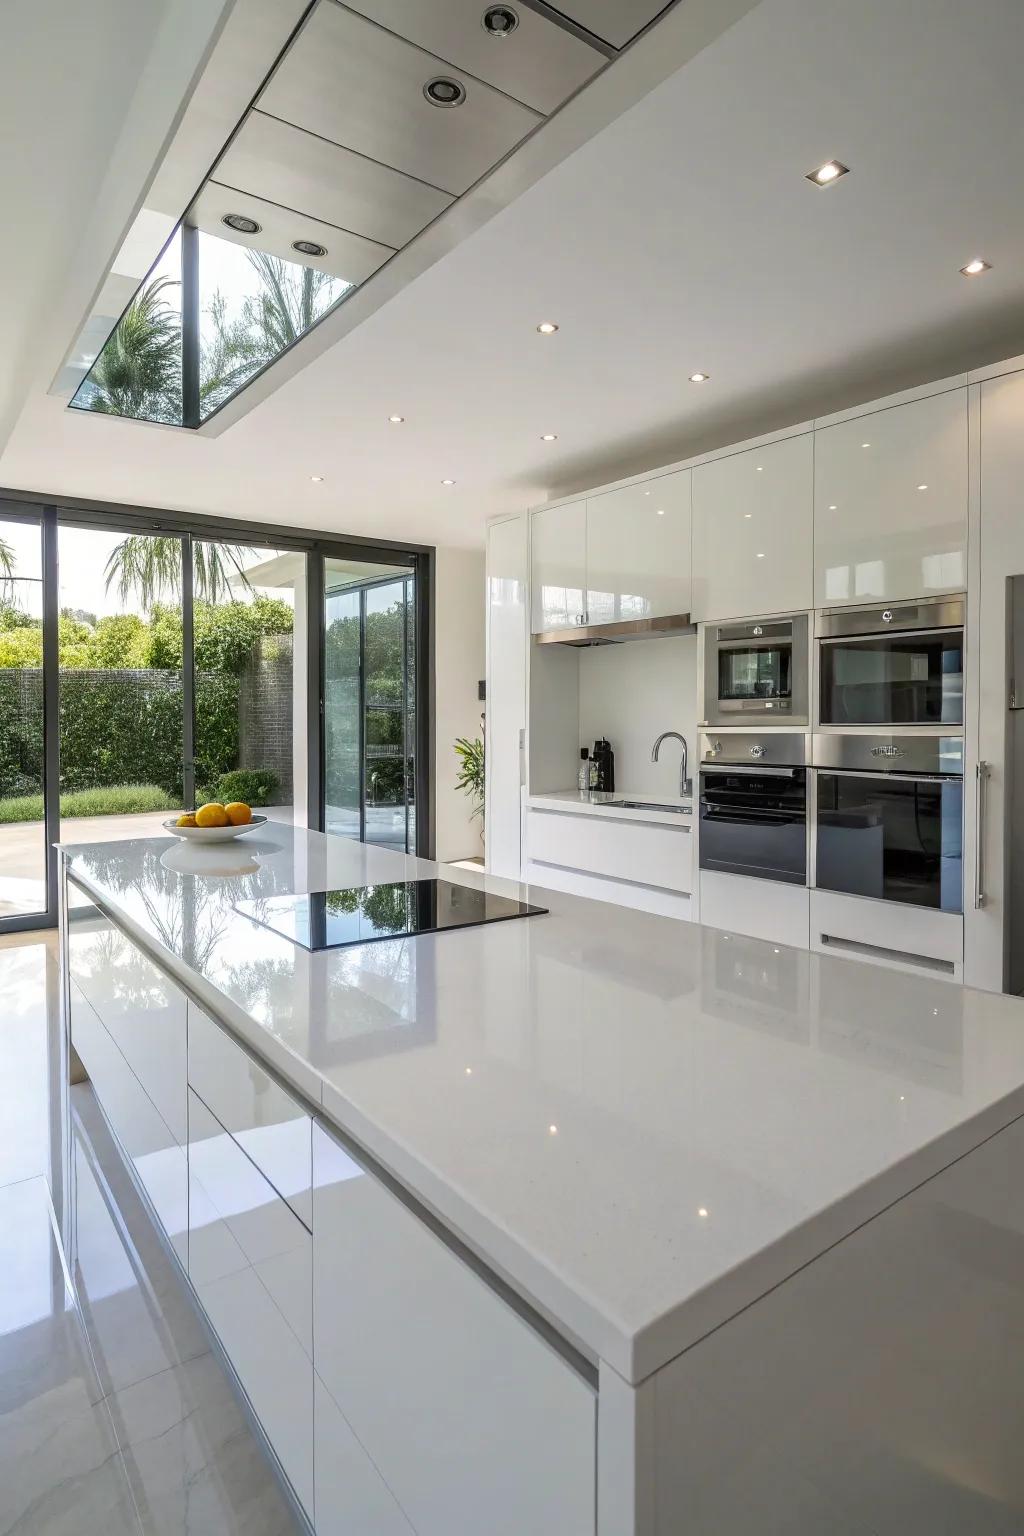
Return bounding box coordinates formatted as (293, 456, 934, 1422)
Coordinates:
(816, 595, 964, 729)
(701, 613, 809, 728)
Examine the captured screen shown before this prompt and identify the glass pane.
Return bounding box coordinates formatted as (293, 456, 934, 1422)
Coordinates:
(718, 644, 791, 701)
(192, 543, 301, 824)
(365, 580, 409, 851)
(70, 229, 183, 426)
(57, 526, 184, 882)
(198, 232, 350, 421)
(816, 773, 963, 912)
(0, 517, 46, 920)
(323, 559, 415, 851)
(820, 633, 964, 726)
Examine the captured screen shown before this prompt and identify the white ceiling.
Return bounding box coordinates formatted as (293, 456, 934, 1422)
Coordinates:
(3, 0, 1024, 551)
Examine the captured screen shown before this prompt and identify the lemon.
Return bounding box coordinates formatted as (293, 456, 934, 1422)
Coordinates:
(176, 813, 198, 828)
(225, 802, 252, 826)
(195, 802, 229, 829)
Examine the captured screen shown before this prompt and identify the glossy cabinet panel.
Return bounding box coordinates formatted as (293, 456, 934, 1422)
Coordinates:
(68, 978, 188, 1265)
(527, 807, 692, 893)
(585, 468, 691, 626)
(692, 434, 813, 621)
(530, 499, 587, 632)
(312, 1122, 596, 1536)
(187, 1002, 312, 1228)
(485, 515, 528, 880)
(814, 389, 968, 606)
(188, 1090, 314, 1517)
(68, 913, 186, 1146)
(314, 1374, 414, 1536)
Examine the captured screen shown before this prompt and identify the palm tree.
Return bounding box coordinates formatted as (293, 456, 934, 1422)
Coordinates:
(85, 276, 182, 424)
(0, 536, 14, 598)
(104, 537, 255, 607)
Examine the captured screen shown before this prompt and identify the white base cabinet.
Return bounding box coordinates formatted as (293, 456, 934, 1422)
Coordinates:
(810, 889, 963, 980)
(312, 1121, 597, 1536)
(698, 869, 810, 950)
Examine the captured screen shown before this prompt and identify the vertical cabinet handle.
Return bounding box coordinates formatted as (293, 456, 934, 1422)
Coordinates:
(975, 760, 990, 909)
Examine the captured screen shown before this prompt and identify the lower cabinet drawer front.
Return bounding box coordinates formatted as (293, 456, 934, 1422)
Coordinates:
(187, 1002, 312, 1228)
(188, 1090, 314, 1517)
(528, 808, 691, 893)
(314, 1374, 417, 1536)
(70, 979, 188, 1264)
(313, 1121, 596, 1536)
(68, 913, 186, 1145)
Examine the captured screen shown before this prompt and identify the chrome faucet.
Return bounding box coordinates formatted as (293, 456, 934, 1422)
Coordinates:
(652, 731, 691, 797)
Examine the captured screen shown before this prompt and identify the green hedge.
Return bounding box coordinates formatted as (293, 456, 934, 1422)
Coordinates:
(0, 784, 176, 824)
(0, 669, 240, 799)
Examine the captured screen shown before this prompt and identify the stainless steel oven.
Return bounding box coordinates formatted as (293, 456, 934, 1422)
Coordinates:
(699, 732, 808, 886)
(702, 613, 809, 727)
(816, 595, 964, 728)
(812, 734, 964, 913)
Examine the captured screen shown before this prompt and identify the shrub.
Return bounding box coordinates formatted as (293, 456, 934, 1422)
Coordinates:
(213, 769, 280, 807)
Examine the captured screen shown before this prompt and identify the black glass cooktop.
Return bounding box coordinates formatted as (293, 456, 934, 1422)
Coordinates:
(235, 879, 547, 953)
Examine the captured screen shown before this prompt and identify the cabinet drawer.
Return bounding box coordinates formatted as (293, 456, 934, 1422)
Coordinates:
(188, 1090, 313, 1517)
(313, 1121, 596, 1536)
(70, 979, 188, 1264)
(528, 807, 691, 893)
(188, 1003, 312, 1228)
(68, 914, 186, 1145)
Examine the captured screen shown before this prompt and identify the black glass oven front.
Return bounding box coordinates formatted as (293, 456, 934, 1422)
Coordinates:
(699, 767, 807, 886)
(819, 630, 964, 727)
(815, 772, 963, 912)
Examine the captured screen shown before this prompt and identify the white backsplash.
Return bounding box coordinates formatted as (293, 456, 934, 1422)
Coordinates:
(578, 634, 698, 797)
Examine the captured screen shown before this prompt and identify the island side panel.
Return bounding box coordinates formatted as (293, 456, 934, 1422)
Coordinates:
(645, 1113, 1024, 1534)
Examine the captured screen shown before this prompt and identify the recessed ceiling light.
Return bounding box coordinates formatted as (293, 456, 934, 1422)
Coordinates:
(643, 490, 651, 496)
(656, 508, 665, 516)
(806, 159, 849, 187)
(744, 513, 752, 519)
(689, 372, 709, 383)
(310, 475, 324, 483)
(548, 1124, 558, 1136)
(861, 442, 871, 449)
(293, 239, 327, 258)
(756, 552, 765, 559)
(222, 212, 261, 235)
(441, 478, 456, 486)
(960, 257, 991, 277)
(388, 414, 405, 423)
(540, 433, 558, 441)
(482, 5, 520, 37)
(829, 504, 837, 511)
(536, 321, 559, 335)
(424, 76, 466, 107)
(698, 1207, 709, 1218)
(756, 465, 763, 471)
(917, 483, 928, 491)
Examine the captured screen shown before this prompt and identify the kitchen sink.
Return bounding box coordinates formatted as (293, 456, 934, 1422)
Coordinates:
(605, 800, 691, 815)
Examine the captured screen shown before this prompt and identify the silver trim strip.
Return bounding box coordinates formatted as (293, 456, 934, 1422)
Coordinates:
(975, 760, 989, 908)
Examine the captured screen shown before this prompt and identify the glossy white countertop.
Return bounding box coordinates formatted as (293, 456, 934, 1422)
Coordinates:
(528, 789, 693, 826)
(62, 825, 1024, 1384)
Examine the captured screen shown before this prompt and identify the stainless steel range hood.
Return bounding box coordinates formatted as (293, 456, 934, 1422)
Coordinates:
(534, 613, 695, 646)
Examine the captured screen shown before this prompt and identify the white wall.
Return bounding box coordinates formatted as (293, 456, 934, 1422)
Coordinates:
(578, 635, 698, 797)
(434, 546, 486, 863)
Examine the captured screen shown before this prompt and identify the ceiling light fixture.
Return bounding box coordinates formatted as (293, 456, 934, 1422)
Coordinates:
(862, 442, 871, 449)
(540, 432, 558, 441)
(960, 257, 991, 277)
(689, 372, 709, 383)
(548, 1124, 558, 1136)
(536, 321, 559, 335)
(806, 159, 849, 187)
(698, 1208, 709, 1219)
(656, 508, 665, 516)
(756, 552, 765, 559)
(310, 475, 324, 483)
(482, 5, 519, 37)
(293, 239, 327, 258)
(222, 212, 261, 235)
(756, 465, 763, 472)
(917, 484, 928, 491)
(828, 504, 837, 511)
(388, 414, 405, 423)
(441, 478, 456, 486)
(424, 76, 466, 107)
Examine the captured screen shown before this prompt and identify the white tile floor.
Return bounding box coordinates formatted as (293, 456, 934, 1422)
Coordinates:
(0, 932, 301, 1536)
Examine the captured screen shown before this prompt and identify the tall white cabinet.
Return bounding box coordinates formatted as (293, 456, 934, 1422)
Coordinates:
(691, 433, 813, 620)
(485, 514, 528, 880)
(814, 387, 968, 607)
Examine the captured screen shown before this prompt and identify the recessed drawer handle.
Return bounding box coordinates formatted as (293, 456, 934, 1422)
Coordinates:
(820, 932, 955, 975)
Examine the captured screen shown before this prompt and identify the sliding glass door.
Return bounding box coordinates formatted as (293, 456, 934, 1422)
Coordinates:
(323, 560, 417, 852)
(0, 509, 51, 925)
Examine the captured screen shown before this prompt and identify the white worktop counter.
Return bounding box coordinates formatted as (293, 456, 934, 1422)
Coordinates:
(62, 824, 1024, 1384)
(528, 788, 693, 826)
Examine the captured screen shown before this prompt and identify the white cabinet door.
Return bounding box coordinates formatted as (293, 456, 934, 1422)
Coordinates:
(485, 515, 528, 880)
(814, 389, 968, 606)
(312, 1121, 596, 1536)
(188, 1090, 314, 1518)
(691, 434, 813, 621)
(530, 499, 586, 633)
(585, 468, 691, 626)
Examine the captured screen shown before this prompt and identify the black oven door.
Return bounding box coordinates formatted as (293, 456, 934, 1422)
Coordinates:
(815, 771, 963, 912)
(699, 767, 807, 885)
(819, 630, 963, 726)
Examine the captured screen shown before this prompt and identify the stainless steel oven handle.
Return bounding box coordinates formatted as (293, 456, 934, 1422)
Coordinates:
(700, 765, 801, 777)
(975, 760, 989, 909)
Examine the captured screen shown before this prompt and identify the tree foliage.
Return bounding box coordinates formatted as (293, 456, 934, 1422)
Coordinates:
(86, 276, 182, 423)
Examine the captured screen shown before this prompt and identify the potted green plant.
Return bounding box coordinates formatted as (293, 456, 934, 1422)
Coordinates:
(454, 735, 485, 845)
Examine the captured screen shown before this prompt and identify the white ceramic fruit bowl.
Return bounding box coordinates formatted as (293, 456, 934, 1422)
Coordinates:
(162, 814, 268, 843)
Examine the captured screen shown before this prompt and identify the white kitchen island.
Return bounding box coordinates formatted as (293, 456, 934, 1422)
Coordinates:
(60, 824, 1024, 1534)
